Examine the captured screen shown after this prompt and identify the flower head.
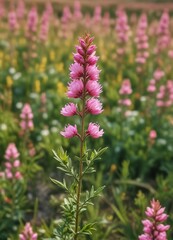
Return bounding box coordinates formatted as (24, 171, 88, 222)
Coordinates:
(86, 80, 102, 97)
(86, 123, 104, 138)
(60, 125, 78, 138)
(19, 222, 38, 240)
(86, 98, 103, 115)
(67, 80, 84, 98)
(61, 103, 77, 116)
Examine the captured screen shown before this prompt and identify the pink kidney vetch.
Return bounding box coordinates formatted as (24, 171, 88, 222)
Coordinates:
(135, 13, 149, 72)
(155, 11, 170, 53)
(26, 6, 38, 37)
(93, 5, 102, 24)
(61, 103, 77, 117)
(60, 34, 103, 139)
(39, 10, 50, 42)
(16, 0, 25, 20)
(119, 79, 132, 107)
(19, 222, 38, 240)
(115, 8, 130, 56)
(147, 69, 165, 93)
(138, 199, 170, 240)
(4, 143, 22, 180)
(8, 10, 18, 32)
(149, 130, 157, 145)
(102, 11, 110, 31)
(20, 103, 34, 132)
(73, 1, 82, 21)
(0, 0, 5, 19)
(156, 80, 173, 108)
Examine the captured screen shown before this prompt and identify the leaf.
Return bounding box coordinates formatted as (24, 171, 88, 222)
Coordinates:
(50, 178, 68, 191)
(79, 222, 96, 235)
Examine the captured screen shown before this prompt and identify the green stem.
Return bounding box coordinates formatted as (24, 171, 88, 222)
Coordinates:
(74, 51, 87, 239)
(74, 97, 85, 240)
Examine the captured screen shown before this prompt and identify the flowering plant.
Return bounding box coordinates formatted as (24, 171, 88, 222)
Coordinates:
(51, 34, 107, 240)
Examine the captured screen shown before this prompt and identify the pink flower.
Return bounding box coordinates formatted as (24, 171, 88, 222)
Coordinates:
(154, 69, 165, 81)
(119, 99, 132, 106)
(27, 7, 38, 33)
(16, 0, 25, 19)
(86, 98, 103, 115)
(149, 130, 157, 140)
(86, 123, 104, 138)
(19, 222, 38, 240)
(67, 80, 84, 98)
(60, 125, 78, 138)
(61, 34, 103, 140)
(119, 79, 132, 95)
(86, 65, 100, 81)
(86, 80, 102, 97)
(8, 11, 18, 31)
(138, 199, 170, 240)
(61, 103, 77, 116)
(5, 143, 20, 160)
(15, 171, 22, 180)
(20, 103, 34, 131)
(70, 62, 84, 80)
(4, 143, 22, 180)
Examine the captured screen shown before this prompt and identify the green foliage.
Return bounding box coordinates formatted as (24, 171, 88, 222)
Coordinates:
(51, 147, 107, 239)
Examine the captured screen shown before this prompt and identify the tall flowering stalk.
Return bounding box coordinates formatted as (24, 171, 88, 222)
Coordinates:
(139, 199, 170, 240)
(51, 34, 106, 240)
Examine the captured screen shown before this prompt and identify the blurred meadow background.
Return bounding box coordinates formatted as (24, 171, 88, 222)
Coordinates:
(0, 0, 173, 239)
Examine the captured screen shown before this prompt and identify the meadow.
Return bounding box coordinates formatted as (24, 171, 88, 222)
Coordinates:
(0, 1, 173, 239)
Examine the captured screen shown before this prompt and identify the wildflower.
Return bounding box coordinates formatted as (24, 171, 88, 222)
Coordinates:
(19, 222, 38, 240)
(60, 125, 78, 138)
(20, 103, 34, 131)
(138, 199, 170, 240)
(4, 143, 22, 180)
(86, 98, 103, 115)
(86, 123, 104, 138)
(149, 130, 157, 140)
(61, 103, 77, 116)
(119, 79, 132, 95)
(86, 80, 102, 97)
(61, 34, 103, 138)
(67, 80, 84, 98)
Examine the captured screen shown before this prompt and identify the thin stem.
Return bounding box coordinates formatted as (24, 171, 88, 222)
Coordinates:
(74, 99, 85, 240)
(74, 51, 87, 239)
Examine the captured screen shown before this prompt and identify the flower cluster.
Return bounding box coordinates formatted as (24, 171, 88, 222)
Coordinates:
(139, 199, 170, 240)
(4, 143, 22, 180)
(8, 10, 18, 31)
(156, 80, 173, 107)
(135, 13, 149, 71)
(60, 34, 103, 139)
(147, 69, 165, 93)
(115, 8, 129, 55)
(20, 103, 34, 132)
(156, 11, 170, 52)
(16, 0, 25, 20)
(39, 10, 50, 42)
(19, 222, 38, 240)
(119, 79, 132, 106)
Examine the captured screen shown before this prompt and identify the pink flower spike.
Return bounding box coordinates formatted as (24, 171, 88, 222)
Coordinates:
(19, 222, 38, 240)
(86, 123, 104, 138)
(138, 199, 170, 240)
(61, 103, 77, 116)
(86, 80, 102, 97)
(86, 98, 103, 115)
(67, 80, 84, 98)
(60, 125, 78, 138)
